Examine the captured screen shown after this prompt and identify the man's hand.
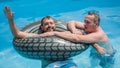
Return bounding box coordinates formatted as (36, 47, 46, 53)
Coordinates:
(39, 31, 56, 37)
(94, 43, 106, 54)
(96, 46, 106, 54)
(4, 6, 14, 20)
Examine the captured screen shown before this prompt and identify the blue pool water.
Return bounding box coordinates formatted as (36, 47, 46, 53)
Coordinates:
(0, 0, 120, 68)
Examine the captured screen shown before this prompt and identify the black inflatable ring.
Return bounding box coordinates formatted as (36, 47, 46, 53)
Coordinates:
(13, 20, 89, 61)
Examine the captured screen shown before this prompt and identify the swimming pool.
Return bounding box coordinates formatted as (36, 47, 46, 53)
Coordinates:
(0, 0, 120, 68)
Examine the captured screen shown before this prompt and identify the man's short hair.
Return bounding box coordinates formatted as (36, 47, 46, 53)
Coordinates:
(40, 16, 55, 26)
(39, 16, 55, 33)
(88, 12, 100, 26)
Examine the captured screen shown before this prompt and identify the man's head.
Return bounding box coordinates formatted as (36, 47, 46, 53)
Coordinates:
(84, 12, 100, 33)
(40, 16, 56, 32)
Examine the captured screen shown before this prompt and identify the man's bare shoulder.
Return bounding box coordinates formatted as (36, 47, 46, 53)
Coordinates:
(97, 27, 108, 42)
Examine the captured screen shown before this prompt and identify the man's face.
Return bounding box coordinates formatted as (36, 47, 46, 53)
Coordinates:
(84, 15, 98, 33)
(41, 18, 56, 32)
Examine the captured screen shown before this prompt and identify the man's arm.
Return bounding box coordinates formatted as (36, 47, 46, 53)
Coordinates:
(55, 31, 102, 43)
(68, 21, 85, 34)
(55, 31, 106, 54)
(4, 6, 39, 38)
(92, 43, 105, 54)
(39, 31, 102, 43)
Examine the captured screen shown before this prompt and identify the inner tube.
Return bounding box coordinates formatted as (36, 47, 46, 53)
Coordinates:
(13, 20, 89, 61)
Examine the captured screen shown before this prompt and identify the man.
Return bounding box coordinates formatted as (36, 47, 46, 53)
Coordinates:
(4, 6, 77, 68)
(4, 6, 56, 38)
(41, 12, 116, 67)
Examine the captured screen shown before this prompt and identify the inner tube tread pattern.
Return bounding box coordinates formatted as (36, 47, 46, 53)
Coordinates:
(13, 20, 89, 61)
